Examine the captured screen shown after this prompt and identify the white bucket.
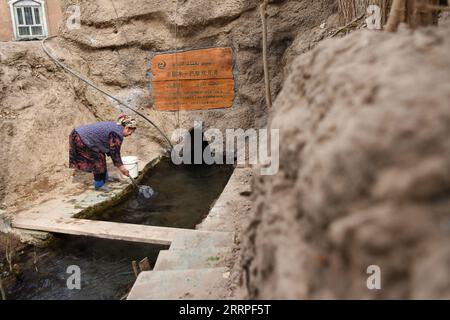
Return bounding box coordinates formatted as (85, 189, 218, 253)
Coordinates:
(121, 156, 139, 179)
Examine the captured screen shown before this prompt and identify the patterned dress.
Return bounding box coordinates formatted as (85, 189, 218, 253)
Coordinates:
(69, 129, 123, 175)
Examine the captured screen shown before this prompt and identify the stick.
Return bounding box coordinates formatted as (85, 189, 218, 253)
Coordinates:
(331, 13, 365, 38)
(138, 257, 151, 272)
(129, 176, 138, 189)
(425, 4, 450, 11)
(33, 247, 38, 272)
(131, 260, 139, 278)
(120, 292, 128, 300)
(0, 278, 6, 300)
(5, 235, 13, 273)
(260, 0, 272, 109)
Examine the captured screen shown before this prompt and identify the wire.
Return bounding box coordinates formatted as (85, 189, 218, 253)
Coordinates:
(41, 36, 173, 149)
(260, 0, 272, 109)
(174, 0, 180, 130)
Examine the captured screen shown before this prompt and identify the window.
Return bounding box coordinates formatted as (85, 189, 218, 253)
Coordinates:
(10, 0, 47, 40)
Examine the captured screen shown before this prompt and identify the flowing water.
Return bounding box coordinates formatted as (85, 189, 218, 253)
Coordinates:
(6, 235, 166, 300)
(5, 159, 234, 300)
(92, 159, 234, 228)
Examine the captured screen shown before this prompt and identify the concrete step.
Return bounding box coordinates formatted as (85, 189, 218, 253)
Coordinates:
(170, 230, 234, 250)
(154, 247, 232, 271)
(12, 216, 231, 246)
(127, 267, 230, 300)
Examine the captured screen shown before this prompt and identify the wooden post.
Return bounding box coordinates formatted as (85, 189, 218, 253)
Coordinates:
(385, 0, 406, 31)
(138, 257, 151, 272)
(131, 257, 150, 278)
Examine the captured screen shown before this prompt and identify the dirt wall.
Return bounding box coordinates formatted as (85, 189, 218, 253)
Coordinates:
(0, 42, 116, 209)
(1, 0, 338, 210)
(57, 0, 337, 142)
(242, 23, 450, 299)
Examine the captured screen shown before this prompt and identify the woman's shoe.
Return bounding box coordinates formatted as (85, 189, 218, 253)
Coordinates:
(95, 185, 111, 192)
(94, 178, 110, 191)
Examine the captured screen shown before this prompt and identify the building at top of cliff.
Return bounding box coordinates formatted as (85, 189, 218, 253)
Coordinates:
(0, 0, 62, 41)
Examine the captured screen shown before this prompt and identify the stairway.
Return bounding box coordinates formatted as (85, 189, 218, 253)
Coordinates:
(127, 231, 234, 300)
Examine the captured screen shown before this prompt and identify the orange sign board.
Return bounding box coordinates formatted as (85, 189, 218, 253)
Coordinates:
(151, 48, 235, 110)
(153, 79, 235, 111)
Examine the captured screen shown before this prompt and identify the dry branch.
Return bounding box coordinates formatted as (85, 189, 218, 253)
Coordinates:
(331, 13, 365, 37)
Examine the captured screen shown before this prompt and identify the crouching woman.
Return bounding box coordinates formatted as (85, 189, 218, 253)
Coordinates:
(69, 114, 136, 191)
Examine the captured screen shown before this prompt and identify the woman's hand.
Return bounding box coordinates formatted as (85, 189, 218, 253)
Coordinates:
(118, 165, 130, 177)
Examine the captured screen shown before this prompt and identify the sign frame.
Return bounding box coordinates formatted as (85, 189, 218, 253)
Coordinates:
(147, 46, 238, 112)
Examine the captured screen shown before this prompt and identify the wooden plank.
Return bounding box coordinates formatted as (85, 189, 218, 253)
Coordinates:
(151, 48, 233, 82)
(12, 217, 198, 245)
(153, 78, 235, 110)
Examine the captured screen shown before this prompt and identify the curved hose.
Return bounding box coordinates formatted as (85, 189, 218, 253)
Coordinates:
(41, 36, 173, 149)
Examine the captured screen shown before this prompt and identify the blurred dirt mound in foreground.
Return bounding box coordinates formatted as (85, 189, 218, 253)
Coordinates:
(242, 24, 450, 299)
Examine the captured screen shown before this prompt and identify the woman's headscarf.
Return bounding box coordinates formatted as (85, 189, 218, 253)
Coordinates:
(116, 114, 137, 129)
